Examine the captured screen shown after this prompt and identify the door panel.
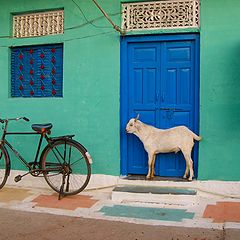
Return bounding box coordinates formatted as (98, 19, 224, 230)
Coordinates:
(133, 68, 157, 105)
(127, 42, 160, 174)
(158, 41, 194, 176)
(121, 35, 199, 178)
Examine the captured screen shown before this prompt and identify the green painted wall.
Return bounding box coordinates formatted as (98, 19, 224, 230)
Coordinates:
(0, 0, 121, 175)
(198, 0, 240, 180)
(1, 0, 240, 180)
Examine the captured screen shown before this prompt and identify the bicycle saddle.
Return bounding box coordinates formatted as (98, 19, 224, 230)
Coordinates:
(32, 123, 53, 133)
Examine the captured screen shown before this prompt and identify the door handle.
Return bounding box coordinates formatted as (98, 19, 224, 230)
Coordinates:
(160, 108, 182, 111)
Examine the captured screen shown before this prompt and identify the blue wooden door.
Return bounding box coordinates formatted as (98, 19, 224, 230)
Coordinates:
(121, 34, 199, 178)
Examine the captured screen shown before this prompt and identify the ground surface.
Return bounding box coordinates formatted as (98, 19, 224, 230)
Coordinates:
(0, 208, 230, 240)
(0, 183, 240, 240)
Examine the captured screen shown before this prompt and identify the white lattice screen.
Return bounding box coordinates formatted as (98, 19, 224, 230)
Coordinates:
(122, 0, 200, 32)
(13, 10, 64, 38)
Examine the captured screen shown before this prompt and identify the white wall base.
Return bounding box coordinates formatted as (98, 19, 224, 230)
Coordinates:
(5, 171, 240, 198)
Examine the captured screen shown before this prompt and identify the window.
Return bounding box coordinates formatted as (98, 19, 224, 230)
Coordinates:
(11, 44, 63, 97)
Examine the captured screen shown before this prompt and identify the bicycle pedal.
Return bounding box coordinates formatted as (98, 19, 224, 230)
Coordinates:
(14, 175, 22, 182)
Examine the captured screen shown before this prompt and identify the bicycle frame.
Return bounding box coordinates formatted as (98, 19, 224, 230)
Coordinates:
(1, 119, 50, 171)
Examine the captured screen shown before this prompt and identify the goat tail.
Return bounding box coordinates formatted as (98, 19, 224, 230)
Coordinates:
(192, 133, 202, 141)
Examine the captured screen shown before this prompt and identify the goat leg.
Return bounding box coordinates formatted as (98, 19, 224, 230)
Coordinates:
(182, 151, 194, 181)
(146, 153, 154, 179)
(188, 159, 194, 181)
(150, 154, 156, 179)
(183, 163, 189, 179)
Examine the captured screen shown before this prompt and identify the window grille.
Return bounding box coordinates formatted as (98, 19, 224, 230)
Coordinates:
(11, 44, 63, 98)
(13, 10, 64, 38)
(122, 0, 200, 32)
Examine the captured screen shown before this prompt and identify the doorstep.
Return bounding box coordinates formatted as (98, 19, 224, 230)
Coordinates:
(111, 185, 197, 206)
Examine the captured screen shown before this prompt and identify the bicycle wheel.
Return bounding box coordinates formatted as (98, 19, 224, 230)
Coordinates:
(0, 145, 10, 189)
(41, 139, 91, 196)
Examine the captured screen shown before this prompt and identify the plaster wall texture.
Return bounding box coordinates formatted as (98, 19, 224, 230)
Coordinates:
(0, 0, 121, 176)
(0, 0, 240, 180)
(198, 0, 240, 180)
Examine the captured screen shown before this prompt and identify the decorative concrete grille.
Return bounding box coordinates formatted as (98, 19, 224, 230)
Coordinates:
(122, 0, 200, 32)
(13, 10, 64, 38)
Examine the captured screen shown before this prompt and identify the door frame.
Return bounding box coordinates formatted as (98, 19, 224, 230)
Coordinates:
(120, 33, 200, 178)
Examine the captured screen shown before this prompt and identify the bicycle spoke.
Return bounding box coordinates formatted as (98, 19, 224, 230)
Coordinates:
(51, 147, 65, 163)
(69, 156, 84, 167)
(42, 140, 91, 196)
(52, 142, 73, 164)
(64, 141, 67, 162)
(68, 145, 72, 165)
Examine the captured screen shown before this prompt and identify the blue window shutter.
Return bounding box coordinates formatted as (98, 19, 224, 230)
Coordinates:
(11, 44, 63, 97)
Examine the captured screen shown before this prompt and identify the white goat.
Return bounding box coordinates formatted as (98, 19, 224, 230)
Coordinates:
(125, 115, 201, 181)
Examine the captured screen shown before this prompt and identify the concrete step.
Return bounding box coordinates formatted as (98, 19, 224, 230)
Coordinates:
(111, 185, 198, 206)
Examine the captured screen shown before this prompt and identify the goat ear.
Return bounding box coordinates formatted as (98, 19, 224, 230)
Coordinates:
(134, 114, 140, 122)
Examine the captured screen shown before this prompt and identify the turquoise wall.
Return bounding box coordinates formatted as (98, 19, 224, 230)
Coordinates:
(0, 0, 121, 175)
(198, 0, 240, 180)
(1, 0, 240, 180)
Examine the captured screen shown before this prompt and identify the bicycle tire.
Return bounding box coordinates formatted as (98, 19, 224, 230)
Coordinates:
(0, 145, 10, 189)
(41, 139, 91, 196)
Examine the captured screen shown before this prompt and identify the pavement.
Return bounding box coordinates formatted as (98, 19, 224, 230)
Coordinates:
(0, 179, 240, 240)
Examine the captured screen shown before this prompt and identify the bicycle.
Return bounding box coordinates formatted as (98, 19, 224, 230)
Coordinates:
(0, 117, 92, 199)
